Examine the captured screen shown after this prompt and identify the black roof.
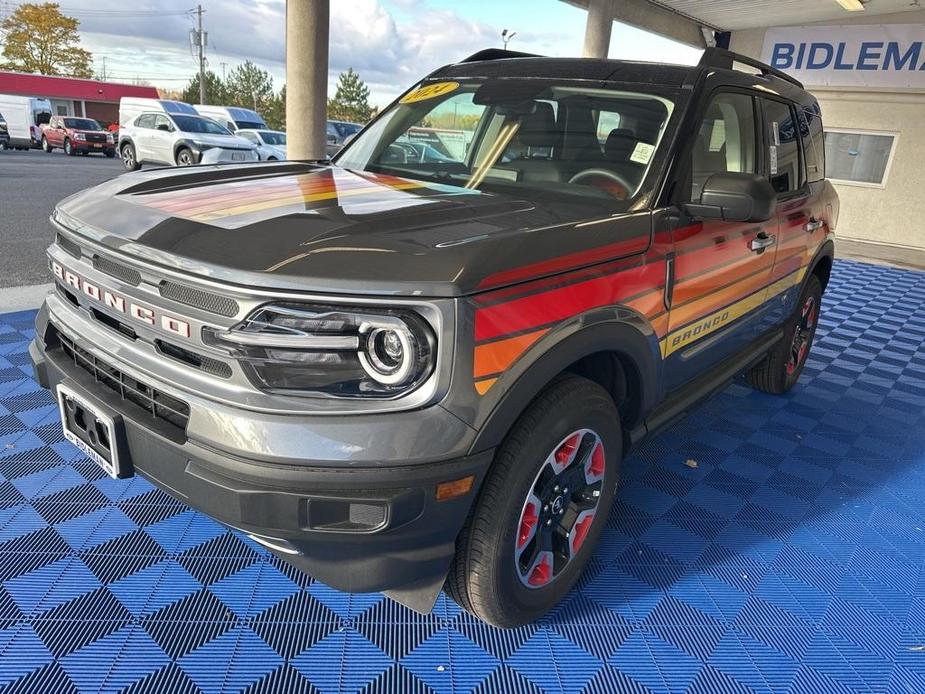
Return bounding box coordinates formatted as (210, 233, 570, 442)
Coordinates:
(432, 47, 806, 95)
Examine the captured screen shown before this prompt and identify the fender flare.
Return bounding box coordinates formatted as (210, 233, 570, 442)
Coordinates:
(469, 307, 663, 455)
(117, 135, 135, 150)
(801, 238, 836, 295)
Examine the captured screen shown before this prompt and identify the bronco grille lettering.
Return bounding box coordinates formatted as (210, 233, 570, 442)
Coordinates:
(51, 260, 192, 340)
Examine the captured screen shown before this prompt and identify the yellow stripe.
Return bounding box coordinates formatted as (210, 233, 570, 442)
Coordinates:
(193, 181, 424, 222)
(661, 267, 806, 357)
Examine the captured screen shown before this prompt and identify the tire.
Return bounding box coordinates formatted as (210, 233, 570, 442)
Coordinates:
(446, 374, 621, 628)
(64, 139, 75, 156)
(746, 274, 822, 394)
(176, 147, 195, 166)
(104, 150, 115, 158)
(42, 137, 52, 153)
(120, 142, 140, 171)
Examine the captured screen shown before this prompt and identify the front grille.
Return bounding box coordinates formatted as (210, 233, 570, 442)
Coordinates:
(56, 233, 82, 259)
(86, 133, 107, 143)
(55, 328, 190, 434)
(92, 255, 142, 286)
(159, 280, 240, 317)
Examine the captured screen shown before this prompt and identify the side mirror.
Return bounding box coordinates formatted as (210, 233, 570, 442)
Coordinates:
(156, 123, 171, 132)
(684, 172, 777, 223)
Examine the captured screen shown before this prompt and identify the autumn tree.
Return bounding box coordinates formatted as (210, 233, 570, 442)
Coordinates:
(0, 3, 93, 77)
(327, 68, 373, 123)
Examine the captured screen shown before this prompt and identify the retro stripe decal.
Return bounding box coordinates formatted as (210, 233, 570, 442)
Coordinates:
(130, 168, 476, 229)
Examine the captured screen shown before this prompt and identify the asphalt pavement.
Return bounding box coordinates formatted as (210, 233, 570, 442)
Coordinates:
(0, 148, 124, 289)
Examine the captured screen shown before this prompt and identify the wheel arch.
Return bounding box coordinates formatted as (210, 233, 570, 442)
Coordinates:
(469, 308, 663, 456)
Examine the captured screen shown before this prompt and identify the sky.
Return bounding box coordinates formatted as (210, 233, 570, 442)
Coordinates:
(55, 0, 703, 105)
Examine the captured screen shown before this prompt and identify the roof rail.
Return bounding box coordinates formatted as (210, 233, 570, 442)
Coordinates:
(699, 47, 803, 89)
(461, 48, 542, 63)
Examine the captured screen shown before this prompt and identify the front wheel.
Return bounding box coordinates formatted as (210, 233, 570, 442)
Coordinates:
(746, 274, 822, 394)
(446, 375, 621, 628)
(42, 137, 52, 153)
(120, 142, 140, 171)
(64, 139, 75, 156)
(176, 147, 195, 166)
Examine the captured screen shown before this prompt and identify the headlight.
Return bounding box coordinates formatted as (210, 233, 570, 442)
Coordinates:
(203, 303, 436, 398)
(73, 132, 86, 141)
(106, 133, 114, 143)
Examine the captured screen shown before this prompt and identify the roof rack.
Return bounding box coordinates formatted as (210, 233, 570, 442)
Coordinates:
(460, 48, 542, 63)
(699, 47, 803, 89)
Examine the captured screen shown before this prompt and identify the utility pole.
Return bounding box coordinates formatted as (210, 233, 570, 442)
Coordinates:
(196, 5, 207, 104)
(220, 61, 227, 82)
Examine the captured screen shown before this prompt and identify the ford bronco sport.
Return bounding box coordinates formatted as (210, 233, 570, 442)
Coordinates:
(31, 48, 837, 628)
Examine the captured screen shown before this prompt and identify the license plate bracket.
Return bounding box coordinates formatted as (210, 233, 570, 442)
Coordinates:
(57, 383, 132, 479)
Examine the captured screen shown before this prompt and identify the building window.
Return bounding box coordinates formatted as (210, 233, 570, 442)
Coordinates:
(824, 129, 898, 188)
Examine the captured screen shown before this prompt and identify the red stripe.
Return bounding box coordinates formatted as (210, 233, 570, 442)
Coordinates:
(475, 261, 664, 342)
(477, 231, 650, 290)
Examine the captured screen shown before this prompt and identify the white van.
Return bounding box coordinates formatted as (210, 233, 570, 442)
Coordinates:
(119, 97, 198, 128)
(192, 105, 267, 131)
(0, 95, 52, 149)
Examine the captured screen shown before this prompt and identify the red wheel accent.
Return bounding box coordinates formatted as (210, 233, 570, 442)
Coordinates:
(527, 553, 553, 587)
(555, 433, 581, 466)
(517, 501, 538, 549)
(587, 442, 605, 481)
(569, 511, 595, 555)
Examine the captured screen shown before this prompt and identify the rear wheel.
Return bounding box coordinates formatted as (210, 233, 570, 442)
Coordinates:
(120, 142, 140, 171)
(746, 274, 822, 394)
(446, 375, 621, 627)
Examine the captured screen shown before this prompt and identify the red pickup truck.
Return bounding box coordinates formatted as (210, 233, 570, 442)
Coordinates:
(41, 116, 115, 157)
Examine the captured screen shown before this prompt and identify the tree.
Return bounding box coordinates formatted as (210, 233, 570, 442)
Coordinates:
(264, 85, 286, 131)
(327, 68, 373, 123)
(225, 61, 274, 114)
(0, 3, 93, 77)
(181, 71, 226, 106)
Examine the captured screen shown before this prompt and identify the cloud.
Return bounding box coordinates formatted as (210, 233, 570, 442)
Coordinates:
(72, 0, 568, 105)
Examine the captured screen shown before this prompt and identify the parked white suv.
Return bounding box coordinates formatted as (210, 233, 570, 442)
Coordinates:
(118, 111, 258, 170)
(235, 129, 287, 161)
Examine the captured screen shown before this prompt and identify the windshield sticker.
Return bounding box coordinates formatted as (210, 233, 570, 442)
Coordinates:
(399, 81, 460, 104)
(769, 145, 779, 175)
(629, 142, 655, 165)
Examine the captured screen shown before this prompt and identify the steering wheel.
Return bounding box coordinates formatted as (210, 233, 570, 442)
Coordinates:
(568, 168, 633, 200)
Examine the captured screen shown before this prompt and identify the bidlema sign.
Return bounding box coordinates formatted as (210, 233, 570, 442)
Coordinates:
(762, 24, 925, 89)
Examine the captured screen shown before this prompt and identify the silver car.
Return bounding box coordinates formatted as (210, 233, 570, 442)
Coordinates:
(118, 112, 258, 170)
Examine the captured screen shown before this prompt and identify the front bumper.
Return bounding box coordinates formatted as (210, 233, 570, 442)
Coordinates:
(30, 301, 492, 610)
(74, 143, 115, 154)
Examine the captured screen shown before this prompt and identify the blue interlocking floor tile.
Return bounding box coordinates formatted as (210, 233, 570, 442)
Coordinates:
(1, 259, 924, 693)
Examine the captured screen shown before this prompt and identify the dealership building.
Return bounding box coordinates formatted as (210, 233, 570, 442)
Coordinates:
(567, 0, 925, 267)
(0, 71, 159, 126)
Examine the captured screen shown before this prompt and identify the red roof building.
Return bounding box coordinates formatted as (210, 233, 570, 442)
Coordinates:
(0, 71, 159, 125)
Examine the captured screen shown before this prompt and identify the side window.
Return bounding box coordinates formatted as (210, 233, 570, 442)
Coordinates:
(762, 99, 801, 194)
(136, 114, 154, 129)
(690, 92, 757, 200)
(154, 115, 171, 131)
(799, 104, 825, 183)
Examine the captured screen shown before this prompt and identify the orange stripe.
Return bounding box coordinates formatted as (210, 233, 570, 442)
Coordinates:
(668, 268, 776, 328)
(475, 378, 497, 395)
(474, 329, 549, 378)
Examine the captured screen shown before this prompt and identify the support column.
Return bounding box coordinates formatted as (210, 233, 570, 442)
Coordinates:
(286, 0, 330, 160)
(582, 0, 614, 59)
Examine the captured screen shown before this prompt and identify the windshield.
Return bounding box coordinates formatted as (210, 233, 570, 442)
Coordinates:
(64, 118, 101, 130)
(335, 78, 675, 204)
(332, 121, 362, 138)
(171, 115, 233, 135)
(258, 130, 286, 145)
(235, 120, 266, 130)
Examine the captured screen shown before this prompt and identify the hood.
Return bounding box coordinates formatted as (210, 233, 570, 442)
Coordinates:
(57, 163, 650, 297)
(182, 132, 254, 149)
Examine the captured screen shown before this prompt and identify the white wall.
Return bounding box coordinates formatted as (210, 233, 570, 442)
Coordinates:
(730, 11, 925, 255)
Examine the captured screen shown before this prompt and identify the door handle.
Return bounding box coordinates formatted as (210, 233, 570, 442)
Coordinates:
(804, 218, 824, 232)
(750, 232, 776, 252)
